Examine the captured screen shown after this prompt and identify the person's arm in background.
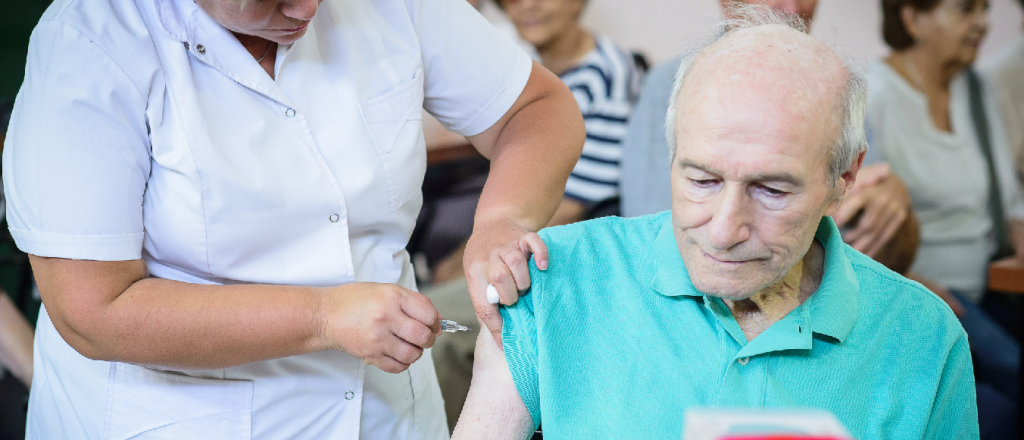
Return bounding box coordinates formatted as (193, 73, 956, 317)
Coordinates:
(996, 164, 1024, 263)
(451, 324, 534, 440)
(0, 293, 32, 387)
(1005, 220, 1024, 259)
(463, 62, 585, 344)
(831, 164, 919, 266)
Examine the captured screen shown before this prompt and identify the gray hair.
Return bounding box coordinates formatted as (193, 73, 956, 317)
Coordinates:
(664, 4, 868, 184)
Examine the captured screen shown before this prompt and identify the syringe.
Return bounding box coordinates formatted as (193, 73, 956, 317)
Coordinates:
(440, 320, 474, 333)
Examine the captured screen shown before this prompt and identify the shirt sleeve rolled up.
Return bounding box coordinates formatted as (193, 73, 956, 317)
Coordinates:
(500, 263, 544, 431)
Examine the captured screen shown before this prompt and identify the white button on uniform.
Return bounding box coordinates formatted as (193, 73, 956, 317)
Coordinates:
(330, 214, 340, 223)
(344, 391, 355, 400)
(738, 357, 750, 365)
(285, 108, 296, 118)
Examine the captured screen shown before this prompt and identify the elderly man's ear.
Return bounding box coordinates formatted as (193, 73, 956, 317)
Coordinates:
(825, 151, 866, 214)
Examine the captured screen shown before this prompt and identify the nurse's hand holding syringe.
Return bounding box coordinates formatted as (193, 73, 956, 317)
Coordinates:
(320, 283, 444, 373)
(34, 257, 443, 375)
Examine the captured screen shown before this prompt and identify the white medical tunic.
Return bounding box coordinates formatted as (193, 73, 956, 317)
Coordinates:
(3, 0, 532, 438)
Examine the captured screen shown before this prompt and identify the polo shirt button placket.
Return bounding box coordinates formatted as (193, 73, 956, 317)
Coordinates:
(738, 357, 750, 365)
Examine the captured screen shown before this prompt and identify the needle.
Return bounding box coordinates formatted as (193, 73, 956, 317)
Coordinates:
(440, 320, 474, 333)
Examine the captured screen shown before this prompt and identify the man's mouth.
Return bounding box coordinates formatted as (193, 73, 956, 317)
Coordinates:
(704, 252, 751, 264)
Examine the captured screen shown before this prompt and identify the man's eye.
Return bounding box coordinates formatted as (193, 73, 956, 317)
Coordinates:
(690, 178, 716, 187)
(758, 185, 788, 197)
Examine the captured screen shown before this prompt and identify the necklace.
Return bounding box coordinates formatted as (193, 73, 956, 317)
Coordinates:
(256, 42, 274, 63)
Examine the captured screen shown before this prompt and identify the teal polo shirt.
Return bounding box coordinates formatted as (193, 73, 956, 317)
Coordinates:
(500, 212, 978, 439)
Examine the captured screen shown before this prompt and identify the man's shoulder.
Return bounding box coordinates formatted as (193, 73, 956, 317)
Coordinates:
(845, 247, 965, 342)
(539, 212, 669, 259)
(531, 212, 668, 291)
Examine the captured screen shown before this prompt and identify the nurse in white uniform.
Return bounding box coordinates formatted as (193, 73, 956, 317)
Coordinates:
(2, 0, 585, 438)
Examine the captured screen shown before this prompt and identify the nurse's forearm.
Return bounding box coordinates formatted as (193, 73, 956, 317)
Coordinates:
(470, 61, 585, 229)
(32, 256, 327, 370)
(31, 256, 441, 372)
(461, 62, 584, 339)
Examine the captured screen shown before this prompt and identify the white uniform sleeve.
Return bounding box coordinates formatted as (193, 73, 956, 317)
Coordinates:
(407, 0, 533, 137)
(3, 21, 151, 261)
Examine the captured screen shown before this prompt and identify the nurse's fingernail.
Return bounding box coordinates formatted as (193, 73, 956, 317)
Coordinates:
(538, 260, 548, 270)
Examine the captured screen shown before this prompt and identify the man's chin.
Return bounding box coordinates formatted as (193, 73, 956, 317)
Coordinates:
(689, 279, 759, 301)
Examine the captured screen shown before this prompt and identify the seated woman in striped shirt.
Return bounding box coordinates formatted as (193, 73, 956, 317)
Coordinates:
(501, 0, 643, 225)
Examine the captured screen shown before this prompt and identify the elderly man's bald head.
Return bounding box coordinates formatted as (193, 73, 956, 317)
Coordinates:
(665, 5, 868, 300)
(680, 26, 848, 181)
(665, 4, 867, 183)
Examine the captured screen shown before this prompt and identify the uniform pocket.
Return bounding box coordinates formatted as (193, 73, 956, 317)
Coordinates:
(359, 69, 427, 212)
(102, 363, 253, 440)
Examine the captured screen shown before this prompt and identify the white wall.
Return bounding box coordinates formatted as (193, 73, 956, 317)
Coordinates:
(579, 0, 1024, 66)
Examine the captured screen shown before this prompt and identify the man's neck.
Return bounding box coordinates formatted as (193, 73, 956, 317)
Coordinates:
(723, 240, 825, 342)
(536, 25, 593, 76)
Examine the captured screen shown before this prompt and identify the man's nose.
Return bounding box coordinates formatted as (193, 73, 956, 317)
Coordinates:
(282, 0, 319, 21)
(706, 187, 752, 251)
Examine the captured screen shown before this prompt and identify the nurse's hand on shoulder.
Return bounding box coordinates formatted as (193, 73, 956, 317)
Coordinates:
(463, 220, 549, 347)
(319, 283, 442, 374)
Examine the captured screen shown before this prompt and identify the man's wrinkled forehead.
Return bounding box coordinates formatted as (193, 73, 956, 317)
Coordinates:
(676, 25, 846, 141)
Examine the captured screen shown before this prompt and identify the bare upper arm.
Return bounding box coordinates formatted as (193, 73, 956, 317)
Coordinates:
(451, 323, 534, 440)
(29, 255, 147, 358)
(466, 61, 572, 160)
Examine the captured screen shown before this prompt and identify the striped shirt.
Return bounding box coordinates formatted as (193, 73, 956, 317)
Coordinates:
(559, 34, 642, 204)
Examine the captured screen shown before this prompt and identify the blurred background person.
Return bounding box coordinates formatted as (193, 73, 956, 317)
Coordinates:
(501, 0, 642, 225)
(619, 0, 922, 276)
(867, 0, 1018, 437)
(980, 0, 1024, 185)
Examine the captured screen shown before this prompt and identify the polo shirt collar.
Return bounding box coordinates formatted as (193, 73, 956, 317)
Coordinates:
(651, 215, 859, 348)
(650, 216, 701, 299)
(804, 217, 859, 343)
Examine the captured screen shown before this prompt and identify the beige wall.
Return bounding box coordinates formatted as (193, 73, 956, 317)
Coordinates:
(578, 0, 1024, 66)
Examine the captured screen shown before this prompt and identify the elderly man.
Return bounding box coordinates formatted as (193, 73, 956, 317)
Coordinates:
(621, 0, 919, 275)
(451, 6, 977, 440)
